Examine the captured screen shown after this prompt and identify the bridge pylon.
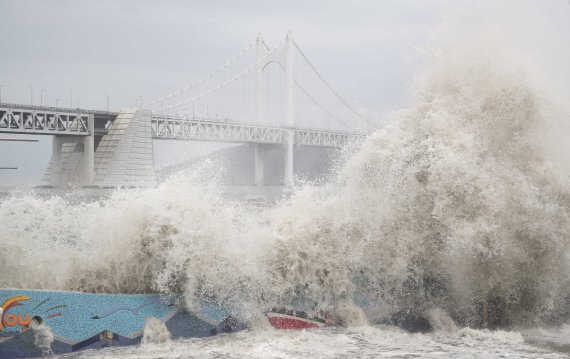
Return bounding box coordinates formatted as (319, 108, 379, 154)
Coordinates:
(255, 34, 295, 186)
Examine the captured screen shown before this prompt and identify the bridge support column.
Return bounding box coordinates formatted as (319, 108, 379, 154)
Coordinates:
(254, 144, 266, 186)
(49, 137, 63, 187)
(82, 114, 95, 185)
(283, 131, 294, 186)
(284, 34, 295, 187)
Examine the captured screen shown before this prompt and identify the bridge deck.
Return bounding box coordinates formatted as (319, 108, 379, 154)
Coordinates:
(150, 115, 364, 147)
(0, 105, 365, 147)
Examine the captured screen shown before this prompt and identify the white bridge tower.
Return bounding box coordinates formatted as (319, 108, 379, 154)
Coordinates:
(255, 34, 295, 186)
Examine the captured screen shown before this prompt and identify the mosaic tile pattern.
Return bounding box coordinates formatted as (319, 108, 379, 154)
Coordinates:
(0, 289, 238, 358)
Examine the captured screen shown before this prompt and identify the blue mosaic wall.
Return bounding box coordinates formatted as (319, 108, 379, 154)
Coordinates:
(0, 289, 238, 358)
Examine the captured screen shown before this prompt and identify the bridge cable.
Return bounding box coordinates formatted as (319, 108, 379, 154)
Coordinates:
(291, 39, 378, 130)
(143, 41, 255, 108)
(154, 38, 287, 113)
(261, 40, 352, 130)
(293, 79, 352, 130)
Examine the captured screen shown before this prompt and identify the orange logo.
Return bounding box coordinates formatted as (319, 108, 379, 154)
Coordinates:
(0, 296, 31, 331)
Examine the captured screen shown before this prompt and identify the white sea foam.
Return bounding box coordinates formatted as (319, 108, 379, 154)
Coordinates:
(142, 317, 171, 344)
(62, 325, 567, 359)
(0, 0, 568, 345)
(2, 28, 570, 330)
(30, 319, 54, 355)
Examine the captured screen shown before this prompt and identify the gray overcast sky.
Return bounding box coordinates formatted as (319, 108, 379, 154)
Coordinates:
(0, 0, 569, 186)
(0, 0, 447, 112)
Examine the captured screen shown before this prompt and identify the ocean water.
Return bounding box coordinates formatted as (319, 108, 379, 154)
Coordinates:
(3, 3, 570, 357)
(60, 325, 569, 358)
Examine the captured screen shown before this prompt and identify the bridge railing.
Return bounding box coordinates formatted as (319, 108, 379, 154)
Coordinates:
(0, 102, 118, 116)
(0, 103, 366, 146)
(151, 115, 366, 147)
(294, 128, 365, 147)
(151, 116, 283, 144)
(0, 105, 91, 136)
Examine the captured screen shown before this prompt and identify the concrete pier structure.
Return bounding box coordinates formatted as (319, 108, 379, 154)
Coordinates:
(42, 114, 95, 187)
(92, 108, 155, 187)
(41, 108, 155, 188)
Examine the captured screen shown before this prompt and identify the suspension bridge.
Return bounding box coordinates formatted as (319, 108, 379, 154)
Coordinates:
(0, 34, 371, 188)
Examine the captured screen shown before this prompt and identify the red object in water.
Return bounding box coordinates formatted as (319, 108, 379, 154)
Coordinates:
(266, 312, 325, 330)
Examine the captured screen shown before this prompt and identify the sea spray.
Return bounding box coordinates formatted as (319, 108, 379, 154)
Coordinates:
(426, 308, 457, 334)
(0, 32, 569, 331)
(260, 33, 570, 327)
(30, 317, 54, 355)
(142, 317, 171, 344)
(310, 41, 570, 326)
